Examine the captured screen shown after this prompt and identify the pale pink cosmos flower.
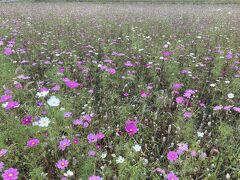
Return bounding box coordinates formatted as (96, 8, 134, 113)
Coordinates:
(0, 149, 7, 157)
(166, 172, 179, 180)
(213, 105, 223, 111)
(233, 107, 240, 113)
(183, 111, 192, 119)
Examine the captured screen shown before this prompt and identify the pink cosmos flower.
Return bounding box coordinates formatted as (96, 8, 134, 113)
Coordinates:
(163, 51, 173, 56)
(104, 59, 113, 63)
(166, 172, 179, 180)
(65, 81, 79, 89)
(4, 89, 12, 95)
(213, 105, 223, 111)
(58, 67, 65, 74)
(167, 151, 178, 162)
(0, 149, 8, 157)
(51, 85, 60, 91)
(82, 115, 92, 122)
(56, 159, 69, 170)
(124, 61, 134, 67)
(96, 132, 105, 140)
(72, 138, 79, 144)
(183, 111, 192, 119)
(5, 101, 20, 110)
(140, 90, 149, 97)
(27, 139, 40, 147)
(125, 120, 138, 135)
(88, 175, 101, 180)
(177, 143, 188, 154)
(154, 168, 165, 174)
(87, 134, 97, 143)
(73, 119, 83, 125)
(233, 107, 240, 113)
(191, 150, 197, 157)
(88, 150, 96, 157)
(123, 92, 129, 97)
(2, 168, 19, 180)
(183, 89, 196, 99)
(64, 112, 72, 118)
(175, 97, 184, 104)
(3, 47, 13, 56)
(59, 138, 71, 151)
(223, 106, 233, 111)
(200, 152, 207, 159)
(172, 83, 184, 90)
(0, 95, 12, 102)
(107, 68, 116, 75)
(21, 115, 32, 126)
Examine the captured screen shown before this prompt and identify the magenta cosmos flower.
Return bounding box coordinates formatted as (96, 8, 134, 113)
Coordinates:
(21, 115, 32, 126)
(3, 47, 13, 56)
(65, 81, 79, 89)
(56, 159, 69, 170)
(166, 172, 179, 180)
(107, 68, 116, 75)
(0, 95, 12, 103)
(27, 138, 40, 147)
(88, 175, 101, 180)
(167, 151, 178, 162)
(5, 101, 20, 110)
(125, 120, 138, 135)
(59, 138, 71, 151)
(175, 96, 184, 104)
(140, 90, 149, 97)
(2, 168, 19, 180)
(96, 132, 105, 140)
(72, 138, 79, 144)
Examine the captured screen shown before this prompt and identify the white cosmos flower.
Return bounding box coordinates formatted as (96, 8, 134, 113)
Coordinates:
(101, 152, 107, 159)
(116, 156, 125, 164)
(227, 93, 234, 99)
(34, 117, 50, 127)
(36, 91, 49, 98)
(210, 83, 216, 87)
(47, 96, 60, 107)
(2, 103, 7, 108)
(197, 131, 204, 138)
(132, 144, 141, 152)
(64, 170, 74, 177)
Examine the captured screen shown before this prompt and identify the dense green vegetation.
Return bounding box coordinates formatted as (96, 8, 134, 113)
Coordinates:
(0, 2, 239, 180)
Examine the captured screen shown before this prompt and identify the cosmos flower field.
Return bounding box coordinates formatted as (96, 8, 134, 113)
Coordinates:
(0, 3, 240, 180)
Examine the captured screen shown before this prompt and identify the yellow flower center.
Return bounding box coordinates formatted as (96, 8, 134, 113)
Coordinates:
(8, 174, 13, 177)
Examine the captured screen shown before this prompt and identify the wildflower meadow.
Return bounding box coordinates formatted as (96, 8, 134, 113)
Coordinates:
(0, 2, 239, 180)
